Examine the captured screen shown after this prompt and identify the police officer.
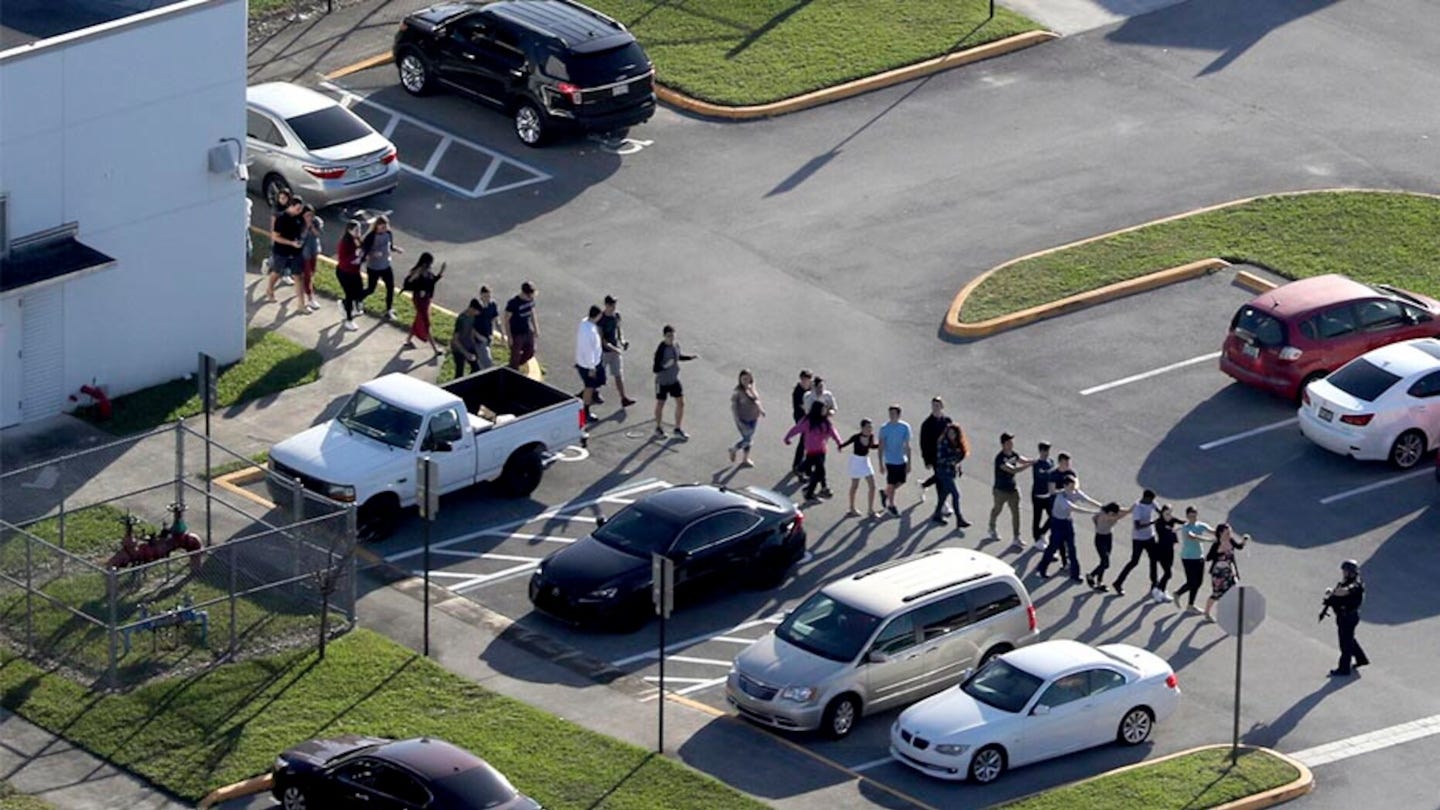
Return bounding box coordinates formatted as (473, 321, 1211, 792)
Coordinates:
(1322, 559, 1370, 677)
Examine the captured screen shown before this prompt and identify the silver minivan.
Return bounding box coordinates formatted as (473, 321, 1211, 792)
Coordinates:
(726, 548, 1038, 739)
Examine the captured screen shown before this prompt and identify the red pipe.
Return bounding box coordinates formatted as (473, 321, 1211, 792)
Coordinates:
(78, 384, 112, 420)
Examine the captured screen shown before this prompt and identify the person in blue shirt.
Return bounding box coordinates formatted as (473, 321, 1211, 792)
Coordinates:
(877, 405, 913, 518)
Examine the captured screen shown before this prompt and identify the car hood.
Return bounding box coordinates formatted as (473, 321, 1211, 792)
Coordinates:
(734, 632, 843, 687)
(898, 687, 1013, 740)
(281, 734, 391, 767)
(270, 421, 405, 484)
(310, 132, 393, 164)
(539, 536, 646, 592)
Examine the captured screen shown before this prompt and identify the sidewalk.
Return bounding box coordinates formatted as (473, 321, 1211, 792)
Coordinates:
(0, 710, 190, 810)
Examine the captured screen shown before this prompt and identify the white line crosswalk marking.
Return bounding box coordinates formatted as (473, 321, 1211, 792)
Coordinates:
(1289, 713, 1440, 767)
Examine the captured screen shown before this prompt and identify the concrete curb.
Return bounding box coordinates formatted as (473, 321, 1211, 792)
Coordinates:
(945, 188, 1440, 339)
(319, 31, 1057, 120)
(656, 30, 1057, 120)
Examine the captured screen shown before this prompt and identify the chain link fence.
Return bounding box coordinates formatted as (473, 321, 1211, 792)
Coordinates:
(0, 421, 355, 689)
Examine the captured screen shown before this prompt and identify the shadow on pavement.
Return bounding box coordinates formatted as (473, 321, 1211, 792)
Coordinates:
(1106, 0, 1342, 76)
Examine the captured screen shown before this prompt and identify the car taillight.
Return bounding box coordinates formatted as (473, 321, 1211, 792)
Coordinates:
(556, 82, 583, 104)
(1026, 604, 1037, 632)
(381, 149, 398, 164)
(1340, 413, 1374, 426)
(791, 511, 804, 532)
(303, 164, 347, 180)
(1165, 673, 1178, 689)
(1278, 346, 1303, 361)
(1301, 388, 1311, 405)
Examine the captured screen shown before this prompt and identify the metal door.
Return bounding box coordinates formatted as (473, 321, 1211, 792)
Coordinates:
(0, 296, 21, 427)
(20, 286, 64, 422)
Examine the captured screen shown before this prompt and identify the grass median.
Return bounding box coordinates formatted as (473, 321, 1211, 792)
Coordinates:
(997, 747, 1299, 810)
(92, 328, 322, 436)
(0, 782, 54, 810)
(587, 0, 1041, 105)
(0, 628, 767, 810)
(958, 191, 1440, 323)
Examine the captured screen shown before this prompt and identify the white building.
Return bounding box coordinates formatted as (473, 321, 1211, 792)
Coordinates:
(0, 0, 246, 428)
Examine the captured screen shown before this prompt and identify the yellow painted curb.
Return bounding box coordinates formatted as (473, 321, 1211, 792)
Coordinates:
(1235, 269, 1280, 294)
(657, 30, 1057, 119)
(199, 772, 274, 809)
(213, 465, 275, 510)
(324, 51, 394, 81)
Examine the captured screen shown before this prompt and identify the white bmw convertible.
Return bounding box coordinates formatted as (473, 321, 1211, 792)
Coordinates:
(889, 639, 1181, 783)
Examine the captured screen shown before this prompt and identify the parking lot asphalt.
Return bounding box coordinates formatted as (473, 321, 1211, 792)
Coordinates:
(229, 0, 1440, 806)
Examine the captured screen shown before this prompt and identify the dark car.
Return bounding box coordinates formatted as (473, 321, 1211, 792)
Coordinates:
(1219, 274, 1440, 402)
(529, 484, 805, 629)
(393, 0, 656, 146)
(271, 734, 540, 810)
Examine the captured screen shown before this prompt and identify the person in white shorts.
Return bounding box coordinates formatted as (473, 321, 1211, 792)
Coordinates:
(838, 418, 882, 518)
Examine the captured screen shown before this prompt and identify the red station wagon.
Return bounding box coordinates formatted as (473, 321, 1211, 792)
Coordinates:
(1220, 274, 1440, 401)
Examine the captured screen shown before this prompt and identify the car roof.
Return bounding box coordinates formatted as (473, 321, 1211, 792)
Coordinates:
(1245, 274, 1387, 318)
(372, 737, 487, 780)
(360, 373, 459, 414)
(247, 82, 337, 120)
(485, 0, 632, 53)
(823, 548, 1017, 618)
(634, 485, 754, 523)
(1002, 639, 1113, 677)
(1354, 337, 1440, 378)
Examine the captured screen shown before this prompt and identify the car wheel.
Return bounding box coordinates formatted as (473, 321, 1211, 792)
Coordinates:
(1117, 706, 1154, 745)
(263, 173, 291, 208)
(397, 50, 433, 95)
(1389, 429, 1427, 470)
(514, 101, 548, 147)
(280, 785, 310, 810)
(499, 446, 545, 497)
(1295, 371, 1327, 405)
(978, 644, 1012, 668)
(358, 494, 400, 543)
(968, 745, 1007, 784)
(821, 694, 860, 740)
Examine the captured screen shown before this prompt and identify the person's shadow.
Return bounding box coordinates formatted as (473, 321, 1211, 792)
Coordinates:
(1243, 676, 1356, 749)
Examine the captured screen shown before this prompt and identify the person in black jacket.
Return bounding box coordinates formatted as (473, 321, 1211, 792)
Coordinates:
(790, 369, 813, 478)
(918, 396, 952, 504)
(1322, 560, 1370, 676)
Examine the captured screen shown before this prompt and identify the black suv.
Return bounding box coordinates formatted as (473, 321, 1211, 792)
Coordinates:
(393, 0, 656, 147)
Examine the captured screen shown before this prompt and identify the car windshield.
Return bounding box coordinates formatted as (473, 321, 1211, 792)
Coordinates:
(286, 105, 373, 151)
(431, 766, 517, 808)
(1231, 305, 1286, 347)
(336, 391, 422, 449)
(1326, 358, 1401, 402)
(961, 658, 1044, 713)
(564, 42, 649, 86)
(775, 592, 880, 663)
(592, 504, 680, 556)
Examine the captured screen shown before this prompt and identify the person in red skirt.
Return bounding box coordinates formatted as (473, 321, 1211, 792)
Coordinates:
(402, 252, 445, 355)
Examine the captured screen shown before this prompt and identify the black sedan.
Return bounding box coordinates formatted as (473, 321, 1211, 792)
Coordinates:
(271, 735, 539, 810)
(528, 484, 805, 629)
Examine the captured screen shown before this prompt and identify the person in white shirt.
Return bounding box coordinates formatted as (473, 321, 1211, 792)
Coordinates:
(574, 305, 604, 422)
(1037, 473, 1102, 581)
(802, 376, 837, 417)
(1111, 489, 1160, 598)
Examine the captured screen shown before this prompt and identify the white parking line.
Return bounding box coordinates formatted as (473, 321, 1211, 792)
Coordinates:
(1197, 417, 1298, 450)
(1079, 352, 1220, 396)
(711, 636, 765, 645)
(640, 676, 731, 701)
(451, 562, 540, 591)
(1289, 712, 1440, 767)
(1318, 468, 1435, 505)
(665, 656, 734, 667)
(851, 756, 895, 773)
(610, 614, 784, 667)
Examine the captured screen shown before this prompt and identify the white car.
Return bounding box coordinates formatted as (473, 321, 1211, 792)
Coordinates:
(889, 639, 1180, 784)
(1298, 337, 1440, 469)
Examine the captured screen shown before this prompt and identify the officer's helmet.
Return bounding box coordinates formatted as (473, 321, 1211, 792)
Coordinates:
(1341, 559, 1360, 575)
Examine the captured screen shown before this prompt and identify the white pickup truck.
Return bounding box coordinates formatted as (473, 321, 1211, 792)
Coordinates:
(266, 367, 586, 541)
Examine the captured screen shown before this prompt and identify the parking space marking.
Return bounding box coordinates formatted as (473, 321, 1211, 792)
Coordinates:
(1290, 712, 1440, 767)
(640, 676, 731, 701)
(610, 614, 784, 667)
(1318, 467, 1435, 505)
(1197, 417, 1299, 450)
(666, 656, 734, 666)
(850, 756, 896, 773)
(318, 80, 552, 199)
(1079, 351, 1221, 396)
(451, 562, 542, 591)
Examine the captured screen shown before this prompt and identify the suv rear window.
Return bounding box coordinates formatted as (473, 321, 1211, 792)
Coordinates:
(558, 42, 648, 86)
(286, 106, 373, 151)
(1327, 358, 1401, 402)
(1231, 306, 1286, 347)
(968, 582, 1022, 622)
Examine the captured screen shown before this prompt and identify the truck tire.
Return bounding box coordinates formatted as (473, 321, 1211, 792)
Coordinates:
(499, 446, 545, 498)
(358, 494, 400, 543)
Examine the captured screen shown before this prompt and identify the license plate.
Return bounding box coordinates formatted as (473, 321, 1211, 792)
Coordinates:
(351, 163, 382, 180)
(1319, 407, 1334, 422)
(613, 82, 629, 96)
(1242, 344, 1259, 359)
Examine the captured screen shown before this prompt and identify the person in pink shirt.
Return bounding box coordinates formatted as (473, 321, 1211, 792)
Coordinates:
(784, 400, 842, 502)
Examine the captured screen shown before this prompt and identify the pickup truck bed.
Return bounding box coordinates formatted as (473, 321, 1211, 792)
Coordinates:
(445, 366, 575, 423)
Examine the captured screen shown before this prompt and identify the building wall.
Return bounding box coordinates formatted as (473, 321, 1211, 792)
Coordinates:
(0, 0, 247, 417)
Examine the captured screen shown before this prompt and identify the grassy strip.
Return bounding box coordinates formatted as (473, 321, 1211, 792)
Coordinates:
(588, 0, 1041, 105)
(93, 329, 322, 436)
(998, 747, 1298, 810)
(0, 629, 768, 809)
(0, 782, 55, 810)
(960, 191, 1440, 322)
(204, 451, 270, 481)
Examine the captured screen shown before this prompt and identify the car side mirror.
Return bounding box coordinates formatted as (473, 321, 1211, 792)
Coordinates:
(1031, 704, 1051, 716)
(867, 651, 891, 664)
(595, 515, 607, 527)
